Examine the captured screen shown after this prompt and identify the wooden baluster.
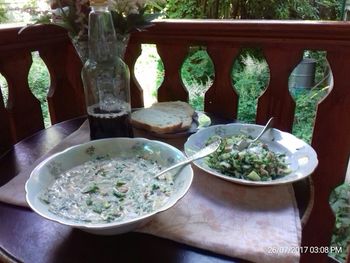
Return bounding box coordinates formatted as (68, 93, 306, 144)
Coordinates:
(39, 43, 86, 124)
(0, 86, 12, 154)
(156, 44, 189, 102)
(205, 45, 239, 119)
(0, 51, 44, 142)
(300, 49, 350, 263)
(256, 47, 303, 131)
(125, 40, 143, 108)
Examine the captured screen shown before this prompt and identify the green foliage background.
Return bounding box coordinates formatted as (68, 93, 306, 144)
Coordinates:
(329, 183, 350, 260)
(164, 0, 342, 20)
(0, 4, 7, 23)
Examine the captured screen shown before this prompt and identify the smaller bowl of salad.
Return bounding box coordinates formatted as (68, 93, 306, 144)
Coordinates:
(25, 138, 193, 235)
(184, 123, 318, 186)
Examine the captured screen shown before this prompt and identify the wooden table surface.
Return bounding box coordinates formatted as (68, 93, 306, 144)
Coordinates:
(0, 117, 252, 263)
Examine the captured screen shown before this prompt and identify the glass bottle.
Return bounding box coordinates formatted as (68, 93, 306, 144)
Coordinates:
(82, 0, 133, 140)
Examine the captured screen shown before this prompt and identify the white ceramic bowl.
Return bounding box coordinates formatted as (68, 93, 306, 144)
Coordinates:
(184, 123, 318, 186)
(25, 138, 193, 235)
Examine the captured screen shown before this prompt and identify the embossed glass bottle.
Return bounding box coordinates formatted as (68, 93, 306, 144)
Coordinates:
(82, 0, 133, 140)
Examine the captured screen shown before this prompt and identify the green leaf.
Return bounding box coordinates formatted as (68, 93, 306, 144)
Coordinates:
(111, 10, 128, 35)
(81, 183, 99, 194)
(35, 15, 52, 24)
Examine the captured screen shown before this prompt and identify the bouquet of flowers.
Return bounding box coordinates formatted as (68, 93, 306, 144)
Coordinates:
(33, 0, 163, 41)
(27, 0, 163, 62)
(110, 0, 162, 35)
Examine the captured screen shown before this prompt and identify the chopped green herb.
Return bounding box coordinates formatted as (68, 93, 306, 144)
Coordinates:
(113, 189, 126, 198)
(86, 198, 93, 206)
(103, 201, 111, 209)
(92, 203, 103, 214)
(152, 184, 160, 190)
(81, 183, 99, 194)
(116, 181, 126, 187)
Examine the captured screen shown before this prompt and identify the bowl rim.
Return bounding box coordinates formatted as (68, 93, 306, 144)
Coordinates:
(25, 137, 193, 229)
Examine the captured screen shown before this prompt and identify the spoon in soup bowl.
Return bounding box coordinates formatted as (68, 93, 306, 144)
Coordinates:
(154, 139, 221, 178)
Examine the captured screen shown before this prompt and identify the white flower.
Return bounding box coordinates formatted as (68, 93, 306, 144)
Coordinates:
(51, 6, 69, 23)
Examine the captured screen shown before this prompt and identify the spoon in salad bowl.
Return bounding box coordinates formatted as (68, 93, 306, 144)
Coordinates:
(154, 139, 221, 178)
(236, 117, 274, 151)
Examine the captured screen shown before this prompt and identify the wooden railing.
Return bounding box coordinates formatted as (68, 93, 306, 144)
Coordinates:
(0, 24, 86, 154)
(1, 20, 350, 262)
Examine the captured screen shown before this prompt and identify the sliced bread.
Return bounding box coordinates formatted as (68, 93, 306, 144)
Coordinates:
(130, 108, 183, 134)
(153, 107, 192, 130)
(151, 101, 194, 130)
(131, 101, 195, 134)
(152, 101, 195, 117)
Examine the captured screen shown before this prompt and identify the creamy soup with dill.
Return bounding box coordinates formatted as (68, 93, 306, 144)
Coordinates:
(40, 156, 173, 223)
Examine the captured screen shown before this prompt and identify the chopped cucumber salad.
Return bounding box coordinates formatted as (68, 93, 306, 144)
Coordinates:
(205, 135, 291, 181)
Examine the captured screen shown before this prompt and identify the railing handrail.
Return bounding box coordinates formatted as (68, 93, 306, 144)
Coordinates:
(1, 20, 350, 47)
(0, 24, 68, 52)
(130, 19, 350, 45)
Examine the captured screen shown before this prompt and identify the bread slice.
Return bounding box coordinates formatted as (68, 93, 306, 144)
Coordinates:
(131, 101, 195, 134)
(152, 101, 195, 117)
(153, 107, 192, 130)
(151, 101, 194, 130)
(130, 108, 183, 134)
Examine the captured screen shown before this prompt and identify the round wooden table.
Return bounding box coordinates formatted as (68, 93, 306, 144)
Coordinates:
(0, 117, 252, 263)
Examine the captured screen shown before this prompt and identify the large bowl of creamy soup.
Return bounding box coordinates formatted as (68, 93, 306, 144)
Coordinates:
(25, 138, 193, 235)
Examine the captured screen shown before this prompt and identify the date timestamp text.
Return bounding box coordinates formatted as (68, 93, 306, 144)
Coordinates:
(267, 246, 342, 254)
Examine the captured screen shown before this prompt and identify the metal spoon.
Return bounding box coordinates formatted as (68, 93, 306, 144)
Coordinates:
(236, 117, 274, 151)
(154, 139, 221, 178)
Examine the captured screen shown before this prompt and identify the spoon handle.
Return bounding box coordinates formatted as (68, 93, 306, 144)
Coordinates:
(155, 139, 221, 178)
(155, 159, 192, 178)
(251, 117, 274, 143)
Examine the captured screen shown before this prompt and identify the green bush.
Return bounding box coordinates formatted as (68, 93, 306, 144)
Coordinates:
(329, 183, 350, 262)
(232, 53, 269, 123)
(181, 47, 214, 86)
(164, 0, 203, 18)
(184, 78, 212, 111)
(291, 87, 329, 143)
(164, 0, 341, 20)
(0, 5, 7, 23)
